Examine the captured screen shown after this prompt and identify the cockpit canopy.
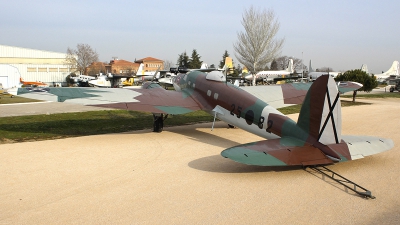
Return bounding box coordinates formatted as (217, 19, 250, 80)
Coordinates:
(205, 71, 226, 82)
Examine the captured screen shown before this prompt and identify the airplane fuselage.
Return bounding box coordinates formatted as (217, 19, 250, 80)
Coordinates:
(170, 71, 305, 140)
(245, 71, 291, 82)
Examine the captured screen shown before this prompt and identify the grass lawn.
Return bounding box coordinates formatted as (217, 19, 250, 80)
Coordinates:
(0, 99, 370, 144)
(341, 93, 400, 98)
(0, 95, 41, 104)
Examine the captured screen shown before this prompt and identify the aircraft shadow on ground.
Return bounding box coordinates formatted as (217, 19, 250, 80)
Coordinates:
(166, 123, 243, 149)
(188, 154, 303, 173)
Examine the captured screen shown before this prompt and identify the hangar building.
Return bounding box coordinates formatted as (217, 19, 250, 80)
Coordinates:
(0, 45, 74, 87)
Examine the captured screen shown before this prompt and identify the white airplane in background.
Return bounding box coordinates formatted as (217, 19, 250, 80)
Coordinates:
(70, 74, 96, 86)
(308, 60, 341, 81)
(244, 59, 294, 84)
(89, 73, 136, 88)
(374, 61, 399, 83)
(157, 57, 233, 88)
(135, 63, 161, 81)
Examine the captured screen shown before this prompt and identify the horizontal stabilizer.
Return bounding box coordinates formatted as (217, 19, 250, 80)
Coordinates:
(221, 138, 333, 166)
(341, 135, 394, 160)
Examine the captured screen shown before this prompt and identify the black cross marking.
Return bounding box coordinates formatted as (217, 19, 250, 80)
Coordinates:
(317, 87, 340, 144)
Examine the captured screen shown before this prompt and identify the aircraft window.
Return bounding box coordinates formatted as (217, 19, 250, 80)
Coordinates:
(207, 90, 211, 96)
(214, 93, 219, 100)
(206, 71, 226, 82)
(192, 83, 195, 88)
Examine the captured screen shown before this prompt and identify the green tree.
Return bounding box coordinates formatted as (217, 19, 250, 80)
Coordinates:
(335, 69, 378, 102)
(189, 49, 203, 69)
(270, 59, 278, 70)
(177, 51, 189, 68)
(233, 64, 242, 76)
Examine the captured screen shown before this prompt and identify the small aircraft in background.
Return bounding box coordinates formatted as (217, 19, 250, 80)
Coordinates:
(0, 83, 12, 98)
(20, 77, 48, 87)
(157, 57, 233, 88)
(307, 60, 341, 81)
(87, 73, 136, 88)
(245, 59, 294, 84)
(69, 74, 96, 87)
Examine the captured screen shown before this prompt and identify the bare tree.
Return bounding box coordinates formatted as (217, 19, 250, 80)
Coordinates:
(65, 44, 99, 75)
(163, 60, 174, 71)
(316, 67, 334, 72)
(273, 56, 307, 72)
(234, 6, 284, 85)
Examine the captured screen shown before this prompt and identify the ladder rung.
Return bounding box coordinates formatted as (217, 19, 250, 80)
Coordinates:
(305, 166, 375, 199)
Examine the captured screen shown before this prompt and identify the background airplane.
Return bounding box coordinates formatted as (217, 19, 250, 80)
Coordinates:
(373, 61, 399, 83)
(157, 58, 233, 88)
(307, 60, 341, 81)
(88, 73, 135, 88)
(244, 59, 294, 85)
(9, 69, 393, 172)
(20, 77, 48, 87)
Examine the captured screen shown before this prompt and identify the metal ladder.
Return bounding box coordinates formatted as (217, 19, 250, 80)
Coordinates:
(305, 166, 375, 199)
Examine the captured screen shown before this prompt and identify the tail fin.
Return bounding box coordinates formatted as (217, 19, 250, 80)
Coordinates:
(136, 63, 145, 76)
(297, 75, 342, 145)
(385, 61, 399, 75)
(286, 59, 294, 73)
(223, 57, 233, 74)
(361, 64, 368, 74)
(200, 63, 208, 69)
(308, 60, 314, 72)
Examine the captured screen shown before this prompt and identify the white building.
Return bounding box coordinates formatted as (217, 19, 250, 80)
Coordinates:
(0, 45, 75, 87)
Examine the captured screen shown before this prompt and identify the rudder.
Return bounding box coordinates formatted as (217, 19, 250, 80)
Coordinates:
(297, 75, 342, 145)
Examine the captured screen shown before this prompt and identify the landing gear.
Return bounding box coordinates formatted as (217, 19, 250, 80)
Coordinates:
(153, 113, 168, 132)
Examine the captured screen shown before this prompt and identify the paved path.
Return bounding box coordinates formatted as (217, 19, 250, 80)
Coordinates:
(0, 98, 400, 224)
(0, 102, 112, 117)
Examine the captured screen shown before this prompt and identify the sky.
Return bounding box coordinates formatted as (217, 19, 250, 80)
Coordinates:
(1, 0, 399, 74)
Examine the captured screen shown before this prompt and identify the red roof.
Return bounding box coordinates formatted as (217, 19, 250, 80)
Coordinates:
(135, 57, 163, 63)
(110, 59, 136, 65)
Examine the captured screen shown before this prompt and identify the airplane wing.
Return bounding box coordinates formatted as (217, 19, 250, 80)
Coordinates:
(241, 81, 362, 109)
(8, 84, 202, 115)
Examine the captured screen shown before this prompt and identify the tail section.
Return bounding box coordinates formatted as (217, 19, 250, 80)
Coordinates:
(136, 63, 145, 76)
(200, 63, 208, 69)
(286, 59, 294, 73)
(361, 64, 368, 74)
(297, 75, 342, 145)
(309, 60, 314, 72)
(375, 61, 400, 79)
(221, 74, 392, 167)
(222, 57, 233, 74)
(384, 61, 399, 75)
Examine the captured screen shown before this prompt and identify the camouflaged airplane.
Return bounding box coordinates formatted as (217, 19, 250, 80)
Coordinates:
(9, 71, 394, 167)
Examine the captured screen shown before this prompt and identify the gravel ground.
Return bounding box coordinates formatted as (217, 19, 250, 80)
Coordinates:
(0, 98, 399, 224)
